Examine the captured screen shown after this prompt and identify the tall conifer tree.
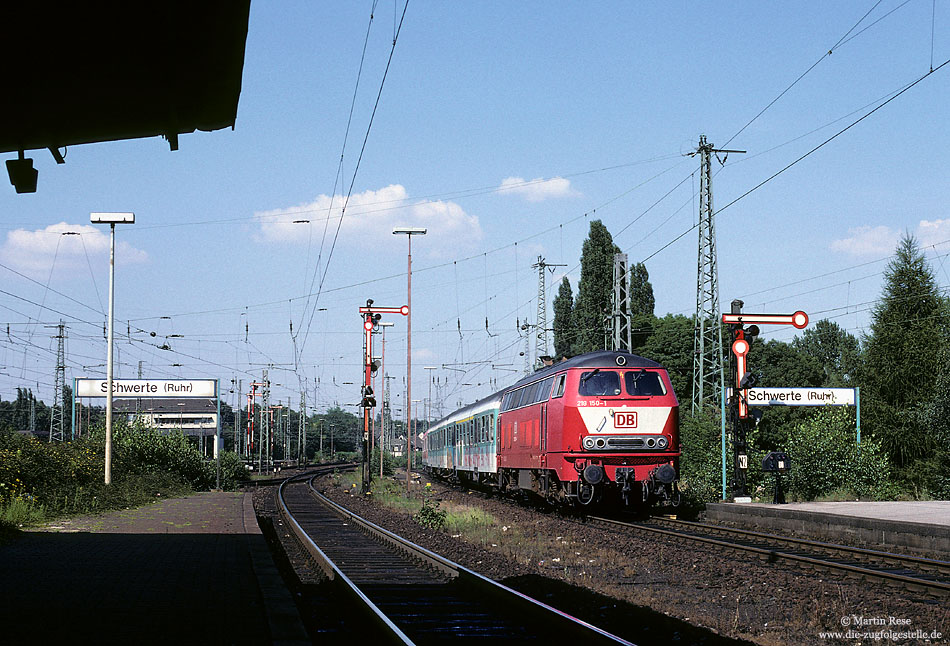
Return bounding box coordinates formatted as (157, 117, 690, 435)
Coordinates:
(572, 220, 619, 354)
(863, 234, 950, 475)
(552, 276, 575, 359)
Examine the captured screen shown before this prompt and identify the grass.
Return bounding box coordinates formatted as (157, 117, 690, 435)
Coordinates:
(1, 497, 47, 526)
(0, 471, 196, 540)
(334, 472, 503, 540)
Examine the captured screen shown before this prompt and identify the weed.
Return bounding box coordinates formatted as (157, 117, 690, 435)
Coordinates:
(414, 497, 447, 529)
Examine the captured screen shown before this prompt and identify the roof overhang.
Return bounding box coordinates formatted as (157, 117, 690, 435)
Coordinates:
(2, 1, 251, 191)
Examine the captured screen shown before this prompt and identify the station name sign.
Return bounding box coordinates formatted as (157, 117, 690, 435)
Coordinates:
(727, 387, 856, 407)
(76, 379, 217, 398)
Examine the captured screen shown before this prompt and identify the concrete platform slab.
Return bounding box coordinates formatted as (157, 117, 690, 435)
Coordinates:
(0, 490, 309, 645)
(704, 500, 950, 557)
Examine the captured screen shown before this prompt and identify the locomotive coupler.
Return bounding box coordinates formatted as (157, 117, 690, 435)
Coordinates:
(616, 467, 635, 505)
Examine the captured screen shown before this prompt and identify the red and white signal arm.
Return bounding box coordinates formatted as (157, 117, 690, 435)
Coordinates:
(359, 305, 409, 316)
(732, 338, 750, 418)
(722, 310, 808, 329)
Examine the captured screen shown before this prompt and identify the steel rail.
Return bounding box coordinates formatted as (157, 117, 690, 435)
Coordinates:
(304, 476, 633, 644)
(590, 515, 950, 597)
(652, 516, 950, 576)
(277, 470, 414, 645)
(277, 472, 633, 644)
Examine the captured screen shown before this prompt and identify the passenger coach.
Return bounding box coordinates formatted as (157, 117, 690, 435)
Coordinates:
(423, 350, 680, 507)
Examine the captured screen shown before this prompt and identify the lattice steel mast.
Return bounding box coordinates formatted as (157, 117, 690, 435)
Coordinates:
(532, 256, 566, 364)
(612, 253, 632, 352)
(48, 321, 66, 441)
(690, 136, 744, 415)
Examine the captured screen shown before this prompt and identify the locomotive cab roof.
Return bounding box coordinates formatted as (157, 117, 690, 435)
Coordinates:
(507, 350, 662, 390)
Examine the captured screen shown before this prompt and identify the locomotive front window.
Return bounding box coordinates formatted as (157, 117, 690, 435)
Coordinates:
(624, 370, 666, 396)
(578, 370, 622, 396)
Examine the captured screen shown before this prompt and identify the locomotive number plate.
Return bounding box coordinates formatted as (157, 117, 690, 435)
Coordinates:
(614, 411, 638, 428)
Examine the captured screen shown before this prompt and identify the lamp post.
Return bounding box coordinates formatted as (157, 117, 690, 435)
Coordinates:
(90, 212, 134, 485)
(393, 227, 426, 497)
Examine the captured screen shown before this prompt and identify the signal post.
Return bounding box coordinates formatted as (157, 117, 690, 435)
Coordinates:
(358, 300, 408, 493)
(723, 300, 808, 500)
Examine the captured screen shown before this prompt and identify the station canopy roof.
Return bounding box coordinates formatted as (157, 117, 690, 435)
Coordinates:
(1, 1, 250, 160)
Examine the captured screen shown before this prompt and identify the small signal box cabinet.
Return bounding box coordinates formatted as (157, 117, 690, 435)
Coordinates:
(762, 451, 791, 473)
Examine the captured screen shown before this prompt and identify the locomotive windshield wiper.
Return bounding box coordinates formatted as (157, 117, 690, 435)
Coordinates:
(581, 368, 600, 382)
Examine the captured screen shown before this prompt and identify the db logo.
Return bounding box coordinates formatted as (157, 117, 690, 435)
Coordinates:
(614, 412, 638, 428)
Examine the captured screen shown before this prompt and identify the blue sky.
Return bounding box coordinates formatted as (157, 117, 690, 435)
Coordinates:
(2, 1, 948, 420)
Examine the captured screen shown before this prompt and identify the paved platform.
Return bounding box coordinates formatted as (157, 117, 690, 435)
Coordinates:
(705, 500, 950, 556)
(0, 491, 309, 645)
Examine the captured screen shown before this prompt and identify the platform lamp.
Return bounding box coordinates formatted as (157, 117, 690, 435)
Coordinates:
(393, 226, 426, 497)
(90, 212, 135, 485)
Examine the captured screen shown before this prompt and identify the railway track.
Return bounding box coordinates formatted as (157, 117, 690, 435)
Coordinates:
(277, 472, 633, 645)
(590, 514, 950, 597)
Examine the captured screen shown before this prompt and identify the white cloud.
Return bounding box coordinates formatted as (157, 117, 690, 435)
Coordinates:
(498, 176, 577, 202)
(254, 184, 481, 254)
(917, 219, 950, 249)
(830, 225, 899, 256)
(832, 220, 950, 257)
(0, 222, 147, 278)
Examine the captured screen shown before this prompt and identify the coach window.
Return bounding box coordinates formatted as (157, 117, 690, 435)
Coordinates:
(552, 374, 566, 398)
(489, 414, 495, 441)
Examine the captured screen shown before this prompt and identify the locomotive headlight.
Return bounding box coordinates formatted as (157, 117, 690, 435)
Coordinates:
(583, 436, 595, 450)
(657, 436, 669, 449)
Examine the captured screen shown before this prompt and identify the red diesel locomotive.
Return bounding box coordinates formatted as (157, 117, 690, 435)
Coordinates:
(422, 350, 680, 507)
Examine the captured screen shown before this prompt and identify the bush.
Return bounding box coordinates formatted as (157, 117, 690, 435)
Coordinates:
(218, 451, 251, 490)
(677, 409, 725, 505)
(370, 447, 396, 476)
(0, 419, 250, 528)
(784, 407, 894, 500)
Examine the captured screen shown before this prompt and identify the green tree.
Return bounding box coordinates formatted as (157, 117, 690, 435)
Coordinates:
(317, 407, 361, 453)
(792, 319, 861, 387)
(629, 262, 655, 350)
(862, 234, 950, 483)
(552, 276, 576, 359)
(918, 347, 950, 498)
(640, 314, 694, 403)
(629, 262, 655, 317)
(744, 339, 823, 451)
(748, 339, 823, 390)
(572, 220, 619, 354)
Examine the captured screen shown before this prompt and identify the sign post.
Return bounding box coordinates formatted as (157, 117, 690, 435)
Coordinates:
(74, 377, 219, 484)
